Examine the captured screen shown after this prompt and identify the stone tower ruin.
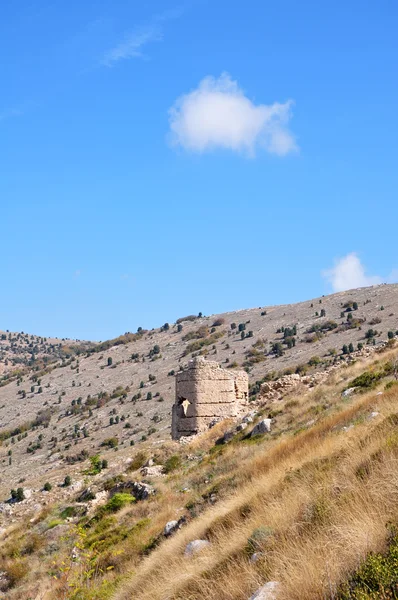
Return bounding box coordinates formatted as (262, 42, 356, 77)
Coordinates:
(172, 357, 249, 440)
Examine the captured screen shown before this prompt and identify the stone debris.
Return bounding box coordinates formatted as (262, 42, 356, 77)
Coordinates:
(251, 419, 272, 436)
(140, 465, 165, 478)
(237, 422, 248, 432)
(184, 539, 211, 557)
(249, 581, 279, 600)
(164, 520, 179, 537)
(172, 358, 249, 439)
(342, 387, 356, 397)
(163, 517, 186, 537)
(110, 481, 155, 501)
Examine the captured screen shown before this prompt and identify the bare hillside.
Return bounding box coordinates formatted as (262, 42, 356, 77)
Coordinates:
(0, 284, 397, 499)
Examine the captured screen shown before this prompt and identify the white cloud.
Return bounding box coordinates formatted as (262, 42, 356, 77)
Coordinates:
(168, 73, 297, 156)
(322, 253, 383, 292)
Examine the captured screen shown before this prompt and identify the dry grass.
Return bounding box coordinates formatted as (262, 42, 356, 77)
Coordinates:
(2, 350, 398, 599)
(112, 357, 398, 600)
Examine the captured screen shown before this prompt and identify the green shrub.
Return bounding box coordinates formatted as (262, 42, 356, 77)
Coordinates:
(43, 482, 52, 491)
(338, 527, 398, 599)
(351, 370, 382, 389)
(164, 454, 182, 473)
(101, 437, 118, 449)
(104, 493, 135, 513)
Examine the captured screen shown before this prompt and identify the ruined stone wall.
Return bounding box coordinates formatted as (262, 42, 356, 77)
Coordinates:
(172, 357, 249, 439)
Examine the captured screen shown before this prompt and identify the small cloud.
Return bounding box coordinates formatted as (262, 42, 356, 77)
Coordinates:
(322, 253, 383, 292)
(102, 25, 162, 65)
(168, 73, 297, 156)
(74, 269, 82, 278)
(102, 7, 183, 66)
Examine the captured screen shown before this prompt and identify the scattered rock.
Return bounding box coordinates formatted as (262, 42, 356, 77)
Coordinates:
(249, 581, 279, 600)
(140, 465, 165, 478)
(216, 430, 234, 445)
(342, 387, 356, 397)
(370, 411, 380, 418)
(184, 539, 211, 557)
(249, 552, 264, 563)
(237, 422, 248, 432)
(164, 520, 179, 537)
(251, 419, 272, 436)
(110, 481, 155, 500)
(131, 481, 155, 500)
(77, 486, 98, 502)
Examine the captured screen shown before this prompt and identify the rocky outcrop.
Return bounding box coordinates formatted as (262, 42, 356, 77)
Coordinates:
(251, 419, 272, 436)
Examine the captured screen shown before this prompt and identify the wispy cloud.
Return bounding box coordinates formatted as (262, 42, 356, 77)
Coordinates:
(322, 252, 398, 292)
(102, 7, 183, 67)
(168, 73, 298, 157)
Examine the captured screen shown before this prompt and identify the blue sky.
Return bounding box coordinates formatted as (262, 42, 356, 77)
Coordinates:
(1, 0, 397, 340)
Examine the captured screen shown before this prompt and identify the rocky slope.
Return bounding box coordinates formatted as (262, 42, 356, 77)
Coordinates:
(0, 284, 397, 500)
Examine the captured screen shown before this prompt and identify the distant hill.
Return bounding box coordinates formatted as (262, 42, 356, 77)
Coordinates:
(0, 283, 397, 497)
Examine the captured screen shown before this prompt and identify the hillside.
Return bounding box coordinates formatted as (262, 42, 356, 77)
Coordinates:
(0, 285, 397, 500)
(1, 308, 398, 598)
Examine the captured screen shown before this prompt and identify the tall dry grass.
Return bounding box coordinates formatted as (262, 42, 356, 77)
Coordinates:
(113, 373, 398, 600)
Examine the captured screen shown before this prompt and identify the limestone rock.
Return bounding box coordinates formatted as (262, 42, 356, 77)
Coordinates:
(110, 481, 155, 501)
(140, 465, 165, 478)
(251, 419, 272, 436)
(184, 539, 211, 557)
(342, 387, 356, 397)
(164, 520, 179, 537)
(249, 581, 279, 600)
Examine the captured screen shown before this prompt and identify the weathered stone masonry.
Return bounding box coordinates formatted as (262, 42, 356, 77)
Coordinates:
(172, 357, 249, 439)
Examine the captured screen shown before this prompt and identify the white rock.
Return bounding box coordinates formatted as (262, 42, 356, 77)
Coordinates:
(243, 413, 255, 423)
(251, 419, 272, 436)
(342, 387, 356, 397)
(370, 411, 380, 418)
(249, 552, 264, 563)
(249, 581, 279, 600)
(164, 520, 179, 537)
(140, 465, 165, 478)
(184, 539, 211, 557)
(237, 423, 248, 432)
